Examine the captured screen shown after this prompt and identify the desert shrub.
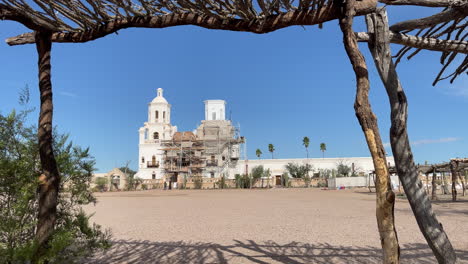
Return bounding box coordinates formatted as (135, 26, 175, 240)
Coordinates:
(234, 174, 251, 188)
(0, 109, 111, 263)
(193, 177, 203, 189)
(218, 175, 227, 189)
(336, 162, 351, 177)
(317, 181, 328, 188)
(125, 176, 142, 191)
(94, 177, 108, 192)
(282, 173, 290, 188)
(284, 163, 312, 187)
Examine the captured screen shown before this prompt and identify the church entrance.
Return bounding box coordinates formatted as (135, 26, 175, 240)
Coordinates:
(275, 175, 282, 186)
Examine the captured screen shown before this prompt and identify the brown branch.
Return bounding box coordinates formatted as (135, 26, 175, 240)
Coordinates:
(0, 3, 58, 31)
(5, 0, 377, 46)
(356, 31, 468, 53)
(367, 8, 457, 262)
(340, 2, 399, 263)
(390, 8, 466, 32)
(379, 0, 467, 7)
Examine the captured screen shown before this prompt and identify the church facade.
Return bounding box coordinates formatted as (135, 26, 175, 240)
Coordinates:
(135, 88, 243, 181)
(135, 88, 394, 185)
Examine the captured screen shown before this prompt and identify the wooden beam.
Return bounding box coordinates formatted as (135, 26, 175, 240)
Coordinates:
(5, 0, 377, 46)
(356, 31, 468, 53)
(379, 0, 467, 7)
(389, 8, 466, 32)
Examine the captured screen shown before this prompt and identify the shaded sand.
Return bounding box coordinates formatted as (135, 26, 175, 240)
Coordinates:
(83, 188, 468, 263)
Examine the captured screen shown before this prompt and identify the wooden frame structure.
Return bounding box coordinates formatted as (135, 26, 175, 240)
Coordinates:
(0, 0, 467, 263)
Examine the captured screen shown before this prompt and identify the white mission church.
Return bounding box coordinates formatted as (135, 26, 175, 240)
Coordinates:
(135, 88, 394, 183)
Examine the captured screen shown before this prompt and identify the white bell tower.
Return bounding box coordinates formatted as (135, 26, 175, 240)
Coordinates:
(204, 100, 226, 121)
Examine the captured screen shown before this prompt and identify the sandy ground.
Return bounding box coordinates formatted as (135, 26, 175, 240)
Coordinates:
(83, 188, 468, 263)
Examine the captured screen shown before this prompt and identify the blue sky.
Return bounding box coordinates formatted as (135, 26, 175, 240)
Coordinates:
(0, 6, 466, 172)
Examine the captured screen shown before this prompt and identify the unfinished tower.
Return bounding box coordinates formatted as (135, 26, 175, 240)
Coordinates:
(159, 99, 243, 188)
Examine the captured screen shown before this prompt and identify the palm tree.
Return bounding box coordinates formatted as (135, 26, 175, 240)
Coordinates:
(303, 137, 310, 158)
(268, 144, 275, 159)
(320, 143, 327, 158)
(256, 149, 262, 159)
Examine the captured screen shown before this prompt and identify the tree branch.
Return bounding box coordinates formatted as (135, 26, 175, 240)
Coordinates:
(379, 0, 467, 7)
(389, 8, 466, 32)
(0, 3, 57, 31)
(356, 31, 468, 53)
(5, 0, 377, 46)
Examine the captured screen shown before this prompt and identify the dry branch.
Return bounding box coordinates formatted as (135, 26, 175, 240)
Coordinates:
(5, 0, 376, 45)
(366, 8, 457, 262)
(379, 0, 468, 7)
(356, 31, 468, 53)
(340, 3, 400, 263)
(390, 8, 466, 32)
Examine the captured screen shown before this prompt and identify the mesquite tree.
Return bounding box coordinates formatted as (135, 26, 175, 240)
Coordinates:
(364, 8, 459, 263)
(339, 3, 399, 262)
(33, 30, 60, 262)
(0, 0, 466, 262)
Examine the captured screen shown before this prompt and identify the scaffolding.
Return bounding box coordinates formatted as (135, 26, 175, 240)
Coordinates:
(160, 122, 244, 186)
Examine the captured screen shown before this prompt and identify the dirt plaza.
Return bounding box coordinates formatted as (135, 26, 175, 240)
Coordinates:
(83, 188, 468, 263)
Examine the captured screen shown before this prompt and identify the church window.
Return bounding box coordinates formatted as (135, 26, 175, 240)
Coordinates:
(152, 173, 156, 179)
(144, 129, 148, 140)
(141, 157, 145, 163)
(153, 132, 159, 139)
(155, 111, 159, 120)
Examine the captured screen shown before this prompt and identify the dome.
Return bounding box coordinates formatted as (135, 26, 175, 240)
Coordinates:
(151, 88, 168, 104)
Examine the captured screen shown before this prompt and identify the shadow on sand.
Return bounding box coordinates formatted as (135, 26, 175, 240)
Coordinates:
(84, 240, 468, 263)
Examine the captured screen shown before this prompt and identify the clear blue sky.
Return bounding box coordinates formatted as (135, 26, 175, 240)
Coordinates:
(0, 6, 466, 172)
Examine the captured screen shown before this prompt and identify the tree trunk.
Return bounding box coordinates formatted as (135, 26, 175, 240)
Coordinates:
(339, 4, 400, 263)
(426, 172, 430, 194)
(33, 31, 61, 262)
(459, 174, 465, 196)
(366, 8, 457, 263)
(460, 171, 466, 196)
(432, 167, 438, 201)
(441, 172, 447, 194)
(449, 160, 459, 202)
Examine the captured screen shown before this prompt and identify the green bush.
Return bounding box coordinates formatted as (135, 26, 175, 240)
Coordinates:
(234, 174, 251, 188)
(0, 109, 111, 263)
(282, 173, 290, 188)
(193, 177, 203, 189)
(317, 181, 327, 188)
(218, 175, 227, 189)
(94, 177, 108, 192)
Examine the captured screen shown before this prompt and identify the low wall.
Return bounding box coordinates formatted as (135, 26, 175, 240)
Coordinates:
(328, 176, 400, 189)
(140, 177, 328, 189)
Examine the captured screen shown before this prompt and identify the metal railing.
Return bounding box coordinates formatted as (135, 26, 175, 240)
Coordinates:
(147, 161, 160, 168)
(206, 160, 218, 166)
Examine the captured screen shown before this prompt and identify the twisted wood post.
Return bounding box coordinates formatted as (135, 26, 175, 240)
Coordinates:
(459, 171, 466, 196)
(449, 160, 459, 201)
(339, 2, 400, 263)
(432, 167, 438, 201)
(33, 31, 61, 263)
(365, 8, 457, 263)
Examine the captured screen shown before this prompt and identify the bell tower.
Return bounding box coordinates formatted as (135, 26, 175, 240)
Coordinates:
(204, 100, 226, 121)
(148, 88, 171, 124)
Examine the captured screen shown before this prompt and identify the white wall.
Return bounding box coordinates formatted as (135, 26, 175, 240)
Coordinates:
(328, 175, 400, 189)
(232, 157, 395, 179)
